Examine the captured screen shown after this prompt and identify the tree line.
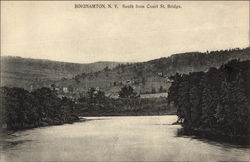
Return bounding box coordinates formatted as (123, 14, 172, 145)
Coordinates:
(75, 85, 174, 116)
(168, 59, 249, 138)
(0, 87, 79, 130)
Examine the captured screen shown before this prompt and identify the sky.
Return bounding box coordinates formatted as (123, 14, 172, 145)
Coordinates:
(1, 1, 249, 63)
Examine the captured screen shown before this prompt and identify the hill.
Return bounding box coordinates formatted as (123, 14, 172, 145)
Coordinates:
(53, 47, 250, 97)
(0, 56, 122, 89)
(1, 48, 249, 95)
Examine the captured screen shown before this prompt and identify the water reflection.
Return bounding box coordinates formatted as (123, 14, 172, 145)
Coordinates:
(0, 140, 32, 150)
(176, 128, 250, 148)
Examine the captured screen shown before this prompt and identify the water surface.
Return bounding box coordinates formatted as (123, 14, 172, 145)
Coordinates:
(1, 116, 249, 162)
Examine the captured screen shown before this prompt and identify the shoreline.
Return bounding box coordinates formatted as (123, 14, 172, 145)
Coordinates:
(177, 128, 250, 146)
(1, 117, 81, 132)
(78, 113, 176, 117)
(1, 115, 175, 132)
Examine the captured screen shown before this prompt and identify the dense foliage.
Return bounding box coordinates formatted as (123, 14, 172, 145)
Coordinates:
(0, 87, 79, 130)
(77, 89, 174, 116)
(118, 85, 138, 98)
(76, 86, 173, 116)
(168, 60, 250, 138)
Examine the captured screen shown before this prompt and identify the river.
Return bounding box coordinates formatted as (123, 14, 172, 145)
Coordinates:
(0, 116, 249, 162)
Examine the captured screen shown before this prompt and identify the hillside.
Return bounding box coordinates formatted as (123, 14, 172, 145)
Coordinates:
(0, 56, 122, 89)
(54, 47, 250, 97)
(1, 47, 249, 95)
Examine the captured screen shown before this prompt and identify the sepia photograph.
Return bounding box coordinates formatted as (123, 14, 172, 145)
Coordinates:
(0, 1, 249, 162)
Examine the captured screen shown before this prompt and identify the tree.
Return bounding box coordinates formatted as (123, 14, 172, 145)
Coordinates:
(168, 59, 250, 138)
(86, 87, 106, 103)
(151, 87, 156, 94)
(118, 85, 137, 98)
(0, 86, 79, 130)
(104, 66, 110, 71)
(159, 86, 164, 93)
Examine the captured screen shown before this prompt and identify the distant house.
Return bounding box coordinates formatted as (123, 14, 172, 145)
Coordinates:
(126, 80, 132, 84)
(186, 65, 194, 73)
(30, 85, 33, 92)
(95, 87, 100, 91)
(107, 92, 119, 99)
(165, 77, 173, 83)
(63, 87, 68, 93)
(157, 72, 163, 77)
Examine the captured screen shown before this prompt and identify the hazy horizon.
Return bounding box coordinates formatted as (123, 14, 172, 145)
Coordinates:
(1, 46, 249, 64)
(1, 1, 249, 64)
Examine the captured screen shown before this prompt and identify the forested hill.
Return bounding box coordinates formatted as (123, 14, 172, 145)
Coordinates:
(1, 56, 122, 89)
(1, 48, 249, 94)
(54, 47, 250, 96)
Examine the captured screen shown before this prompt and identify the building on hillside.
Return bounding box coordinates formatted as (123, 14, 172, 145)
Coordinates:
(186, 65, 194, 73)
(30, 85, 33, 92)
(157, 72, 163, 77)
(165, 77, 173, 83)
(63, 87, 68, 93)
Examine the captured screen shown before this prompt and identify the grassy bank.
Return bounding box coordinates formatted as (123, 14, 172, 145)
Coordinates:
(75, 97, 176, 116)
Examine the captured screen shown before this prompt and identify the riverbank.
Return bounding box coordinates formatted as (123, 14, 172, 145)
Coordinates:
(177, 128, 250, 145)
(0, 87, 81, 131)
(168, 60, 250, 146)
(75, 97, 176, 116)
(78, 109, 176, 116)
(1, 115, 80, 131)
(80, 113, 177, 117)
